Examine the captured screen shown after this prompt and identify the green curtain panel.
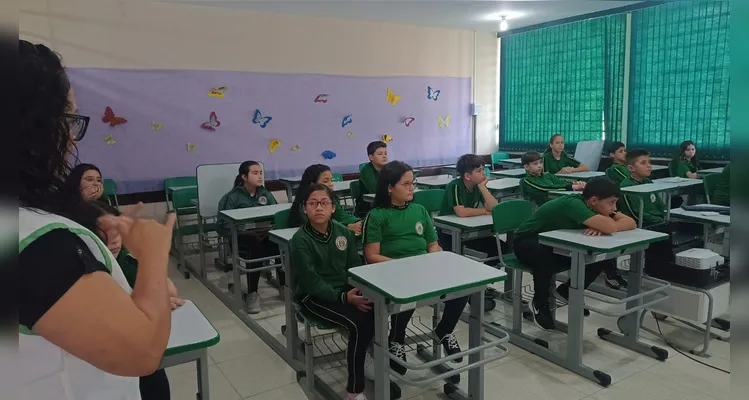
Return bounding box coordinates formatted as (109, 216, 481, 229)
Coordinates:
(628, 2, 730, 160)
(500, 15, 626, 152)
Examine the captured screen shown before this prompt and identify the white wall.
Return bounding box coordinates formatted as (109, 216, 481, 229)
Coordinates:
(20, 0, 499, 155)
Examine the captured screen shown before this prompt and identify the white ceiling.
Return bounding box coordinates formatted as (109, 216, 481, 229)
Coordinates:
(157, 0, 643, 33)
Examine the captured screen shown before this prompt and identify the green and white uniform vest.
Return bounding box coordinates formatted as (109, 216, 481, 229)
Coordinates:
(19, 207, 141, 400)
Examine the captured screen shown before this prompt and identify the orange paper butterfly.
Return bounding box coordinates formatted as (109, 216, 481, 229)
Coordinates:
(102, 106, 127, 126)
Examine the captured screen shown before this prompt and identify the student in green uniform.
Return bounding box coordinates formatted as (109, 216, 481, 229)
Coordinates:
(618, 149, 669, 226)
(543, 134, 589, 175)
(711, 163, 730, 206)
(521, 151, 585, 206)
(514, 177, 636, 330)
(65, 163, 116, 208)
(217, 160, 280, 314)
(668, 140, 701, 179)
(605, 141, 630, 185)
(288, 164, 362, 233)
(291, 184, 373, 400)
(363, 161, 465, 374)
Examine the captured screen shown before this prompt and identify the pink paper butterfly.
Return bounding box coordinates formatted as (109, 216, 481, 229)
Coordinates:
(201, 111, 220, 131)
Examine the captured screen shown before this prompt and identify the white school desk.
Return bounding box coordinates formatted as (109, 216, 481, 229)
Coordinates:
(432, 215, 496, 257)
(652, 177, 703, 189)
(670, 205, 731, 255)
(697, 167, 724, 177)
(547, 190, 580, 199)
(219, 203, 291, 311)
(362, 188, 423, 204)
(531, 229, 670, 386)
(268, 227, 301, 362)
(442, 164, 491, 178)
(498, 158, 523, 168)
(416, 174, 454, 189)
(620, 183, 679, 227)
(348, 252, 508, 400)
(485, 178, 521, 199)
(160, 300, 220, 400)
(557, 171, 605, 181)
(490, 168, 526, 178)
(278, 177, 356, 200)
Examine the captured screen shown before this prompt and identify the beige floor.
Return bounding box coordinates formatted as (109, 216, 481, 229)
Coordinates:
(164, 258, 730, 400)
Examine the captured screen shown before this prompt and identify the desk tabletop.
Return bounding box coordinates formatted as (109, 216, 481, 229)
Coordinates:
(539, 229, 669, 253)
(620, 182, 679, 195)
(167, 185, 197, 193)
(550, 190, 578, 196)
(349, 252, 506, 303)
(363, 188, 422, 203)
(269, 227, 300, 244)
(332, 180, 356, 193)
(490, 169, 526, 178)
(670, 206, 730, 226)
(499, 158, 523, 165)
(433, 214, 494, 229)
(486, 178, 520, 192)
(219, 203, 291, 222)
(164, 301, 220, 357)
(558, 171, 605, 180)
(697, 167, 724, 175)
(279, 176, 303, 183)
(652, 177, 703, 188)
(417, 175, 453, 187)
(651, 165, 668, 171)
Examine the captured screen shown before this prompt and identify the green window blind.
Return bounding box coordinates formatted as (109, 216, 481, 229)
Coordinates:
(500, 15, 626, 152)
(628, 2, 730, 160)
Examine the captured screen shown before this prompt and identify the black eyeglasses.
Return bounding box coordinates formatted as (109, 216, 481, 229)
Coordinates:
(65, 113, 90, 141)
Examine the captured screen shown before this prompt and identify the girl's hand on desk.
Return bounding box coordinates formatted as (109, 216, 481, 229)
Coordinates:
(572, 182, 586, 191)
(170, 297, 185, 310)
(558, 167, 574, 174)
(347, 288, 372, 312)
(348, 221, 363, 235)
(583, 228, 604, 237)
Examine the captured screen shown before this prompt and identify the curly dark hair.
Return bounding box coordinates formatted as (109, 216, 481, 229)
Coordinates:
(19, 40, 96, 229)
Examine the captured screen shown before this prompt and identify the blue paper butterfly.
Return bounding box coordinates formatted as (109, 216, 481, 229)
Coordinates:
(322, 150, 337, 160)
(427, 86, 441, 101)
(252, 109, 272, 128)
(341, 114, 353, 128)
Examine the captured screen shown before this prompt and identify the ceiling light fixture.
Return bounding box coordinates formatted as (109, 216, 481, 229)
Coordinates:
(499, 16, 508, 32)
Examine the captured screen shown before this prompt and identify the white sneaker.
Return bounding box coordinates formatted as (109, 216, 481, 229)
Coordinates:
(346, 393, 367, 400)
(247, 291, 261, 314)
(363, 352, 376, 381)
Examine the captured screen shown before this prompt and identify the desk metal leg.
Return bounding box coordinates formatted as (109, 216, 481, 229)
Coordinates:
(467, 290, 485, 400)
(280, 247, 300, 362)
(230, 223, 244, 312)
(283, 183, 293, 202)
(597, 250, 669, 361)
(566, 252, 586, 365)
(373, 298, 391, 400)
(197, 348, 210, 400)
(638, 200, 644, 228)
(198, 214, 206, 277)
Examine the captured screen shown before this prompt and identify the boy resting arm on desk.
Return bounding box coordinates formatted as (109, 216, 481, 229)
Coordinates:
(439, 154, 497, 217)
(520, 151, 585, 207)
(513, 177, 635, 331)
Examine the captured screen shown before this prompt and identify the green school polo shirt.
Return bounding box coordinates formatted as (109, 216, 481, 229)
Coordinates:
(359, 162, 380, 194)
(521, 172, 572, 206)
(712, 163, 730, 206)
(515, 194, 596, 239)
(291, 220, 361, 303)
(543, 151, 581, 175)
(332, 197, 360, 225)
(439, 178, 483, 216)
(669, 157, 698, 178)
(363, 203, 438, 259)
(605, 163, 630, 185)
(216, 186, 278, 236)
(618, 176, 666, 226)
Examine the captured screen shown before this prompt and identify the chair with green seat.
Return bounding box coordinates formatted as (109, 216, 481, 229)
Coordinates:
(102, 179, 119, 208)
(412, 189, 444, 216)
(172, 187, 213, 278)
(703, 172, 720, 204)
(164, 176, 197, 211)
(350, 180, 367, 217)
(491, 152, 510, 170)
(273, 209, 291, 229)
(331, 173, 343, 182)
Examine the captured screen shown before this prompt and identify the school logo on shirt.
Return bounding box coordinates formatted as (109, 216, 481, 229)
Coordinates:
(415, 222, 424, 235)
(649, 194, 656, 203)
(258, 196, 268, 205)
(335, 236, 348, 251)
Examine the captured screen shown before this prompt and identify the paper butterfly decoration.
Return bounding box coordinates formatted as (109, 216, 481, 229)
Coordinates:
(381, 134, 393, 143)
(151, 121, 163, 131)
(253, 109, 272, 128)
(186, 143, 197, 152)
(201, 111, 220, 130)
(437, 115, 451, 129)
(427, 86, 441, 101)
(347, 130, 355, 139)
(269, 139, 281, 153)
(208, 86, 228, 98)
(321, 150, 337, 160)
(292, 145, 300, 152)
(404, 115, 415, 128)
(102, 106, 127, 126)
(386, 88, 401, 106)
(104, 134, 116, 145)
(314, 94, 329, 103)
(341, 114, 353, 128)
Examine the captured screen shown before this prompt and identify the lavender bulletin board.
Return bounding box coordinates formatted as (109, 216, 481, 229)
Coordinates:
(69, 68, 472, 193)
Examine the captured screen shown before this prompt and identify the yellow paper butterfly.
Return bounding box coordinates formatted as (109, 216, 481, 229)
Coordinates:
(151, 121, 163, 131)
(186, 143, 197, 151)
(382, 134, 393, 143)
(104, 134, 116, 145)
(292, 145, 300, 152)
(208, 86, 228, 98)
(437, 115, 451, 129)
(386, 88, 401, 106)
(269, 139, 281, 153)
(347, 130, 355, 139)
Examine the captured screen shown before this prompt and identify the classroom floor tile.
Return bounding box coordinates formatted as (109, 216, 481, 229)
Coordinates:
(167, 365, 241, 400)
(216, 349, 298, 398)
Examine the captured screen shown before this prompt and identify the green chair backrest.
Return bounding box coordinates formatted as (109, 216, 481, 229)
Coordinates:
(667, 160, 677, 177)
(358, 162, 369, 172)
(491, 200, 532, 235)
(164, 176, 197, 191)
(703, 173, 720, 203)
(102, 179, 117, 196)
(274, 209, 291, 229)
(350, 180, 362, 201)
(171, 187, 198, 211)
(491, 152, 510, 164)
(412, 189, 445, 214)
(332, 173, 343, 182)
(484, 166, 491, 177)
